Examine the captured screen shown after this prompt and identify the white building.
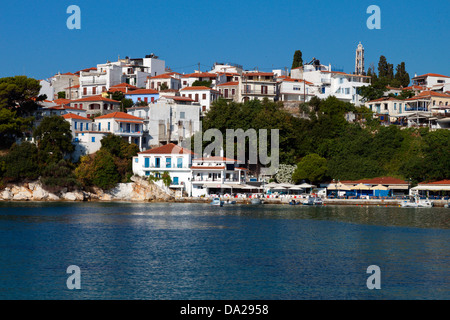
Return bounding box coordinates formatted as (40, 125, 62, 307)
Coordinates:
(132, 143, 194, 196)
(239, 72, 277, 102)
(79, 64, 123, 97)
(291, 59, 371, 106)
(365, 97, 408, 116)
(48, 72, 80, 100)
(72, 131, 107, 161)
(180, 86, 221, 113)
(411, 73, 450, 92)
(277, 77, 314, 102)
(93, 111, 146, 149)
(181, 72, 218, 88)
(190, 156, 248, 197)
(216, 81, 239, 102)
(147, 72, 182, 91)
(127, 95, 201, 148)
(69, 95, 121, 118)
(210, 62, 243, 75)
(39, 79, 54, 101)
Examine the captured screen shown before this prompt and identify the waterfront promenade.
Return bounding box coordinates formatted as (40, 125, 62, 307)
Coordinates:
(175, 196, 450, 207)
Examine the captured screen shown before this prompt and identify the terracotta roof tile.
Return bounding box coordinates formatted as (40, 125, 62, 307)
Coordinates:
(62, 113, 91, 121)
(138, 143, 195, 155)
(70, 95, 120, 103)
(95, 111, 144, 120)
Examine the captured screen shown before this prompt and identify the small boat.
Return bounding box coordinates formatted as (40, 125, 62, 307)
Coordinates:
(314, 198, 323, 206)
(401, 195, 433, 208)
(289, 200, 301, 205)
(223, 200, 237, 205)
(302, 196, 323, 206)
(211, 197, 224, 206)
(251, 198, 263, 205)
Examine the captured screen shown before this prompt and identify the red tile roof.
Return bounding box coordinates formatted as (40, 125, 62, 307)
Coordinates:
(367, 97, 403, 103)
(109, 83, 139, 89)
(53, 98, 71, 105)
(243, 72, 274, 77)
(64, 85, 80, 89)
(62, 113, 91, 121)
(70, 95, 119, 103)
(217, 81, 239, 87)
(181, 86, 216, 91)
(340, 177, 408, 185)
(138, 143, 195, 155)
(124, 89, 159, 95)
(182, 72, 217, 78)
(95, 112, 143, 120)
(403, 85, 426, 91)
(419, 179, 450, 185)
(405, 91, 450, 100)
(281, 77, 313, 85)
(150, 72, 181, 79)
(161, 96, 195, 102)
(412, 73, 449, 79)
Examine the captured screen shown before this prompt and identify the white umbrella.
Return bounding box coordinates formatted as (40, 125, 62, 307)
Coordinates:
(298, 183, 316, 188)
(370, 184, 389, 190)
(353, 183, 371, 190)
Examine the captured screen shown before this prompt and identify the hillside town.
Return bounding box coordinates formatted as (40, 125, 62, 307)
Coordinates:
(1, 43, 450, 204)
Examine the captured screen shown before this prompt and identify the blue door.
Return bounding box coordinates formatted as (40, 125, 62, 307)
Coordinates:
(144, 157, 150, 168)
(173, 177, 179, 185)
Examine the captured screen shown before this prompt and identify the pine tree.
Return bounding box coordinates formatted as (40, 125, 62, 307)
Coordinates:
(291, 50, 303, 69)
(395, 62, 410, 87)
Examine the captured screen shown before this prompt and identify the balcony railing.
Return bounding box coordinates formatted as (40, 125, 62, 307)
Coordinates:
(81, 80, 107, 86)
(241, 88, 276, 95)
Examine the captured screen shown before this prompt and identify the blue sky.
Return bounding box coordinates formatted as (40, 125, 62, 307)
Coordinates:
(0, 0, 448, 80)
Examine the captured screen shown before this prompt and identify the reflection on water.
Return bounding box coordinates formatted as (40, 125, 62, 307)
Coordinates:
(0, 202, 448, 299)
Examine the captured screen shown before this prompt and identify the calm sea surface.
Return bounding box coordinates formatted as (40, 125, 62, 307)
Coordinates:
(0, 202, 448, 300)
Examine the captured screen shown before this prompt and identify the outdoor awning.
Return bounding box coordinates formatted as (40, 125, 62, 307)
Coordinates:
(370, 184, 389, 190)
(240, 185, 263, 190)
(289, 186, 306, 190)
(327, 183, 352, 191)
(203, 183, 232, 188)
(411, 185, 450, 191)
(264, 182, 279, 188)
(298, 183, 316, 188)
(352, 183, 371, 190)
(388, 185, 409, 190)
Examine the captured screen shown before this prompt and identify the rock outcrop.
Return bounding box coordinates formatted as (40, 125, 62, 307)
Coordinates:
(0, 176, 174, 202)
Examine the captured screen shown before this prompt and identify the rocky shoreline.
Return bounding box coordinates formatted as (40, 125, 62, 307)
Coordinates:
(0, 176, 174, 202)
(1, 180, 449, 208)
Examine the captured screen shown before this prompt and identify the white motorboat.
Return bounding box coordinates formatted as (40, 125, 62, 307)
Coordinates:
(211, 198, 224, 206)
(401, 195, 433, 208)
(302, 196, 323, 206)
(251, 198, 263, 205)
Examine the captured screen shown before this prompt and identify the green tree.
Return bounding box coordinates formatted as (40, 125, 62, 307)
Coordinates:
(1, 142, 39, 182)
(159, 83, 169, 91)
(292, 153, 328, 184)
(33, 115, 74, 165)
(91, 149, 121, 190)
(0, 76, 43, 116)
(57, 91, 66, 99)
(291, 50, 303, 69)
(121, 98, 134, 111)
(378, 55, 390, 79)
(192, 80, 212, 87)
(394, 62, 410, 87)
(41, 159, 79, 192)
(0, 108, 33, 149)
(109, 91, 124, 101)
